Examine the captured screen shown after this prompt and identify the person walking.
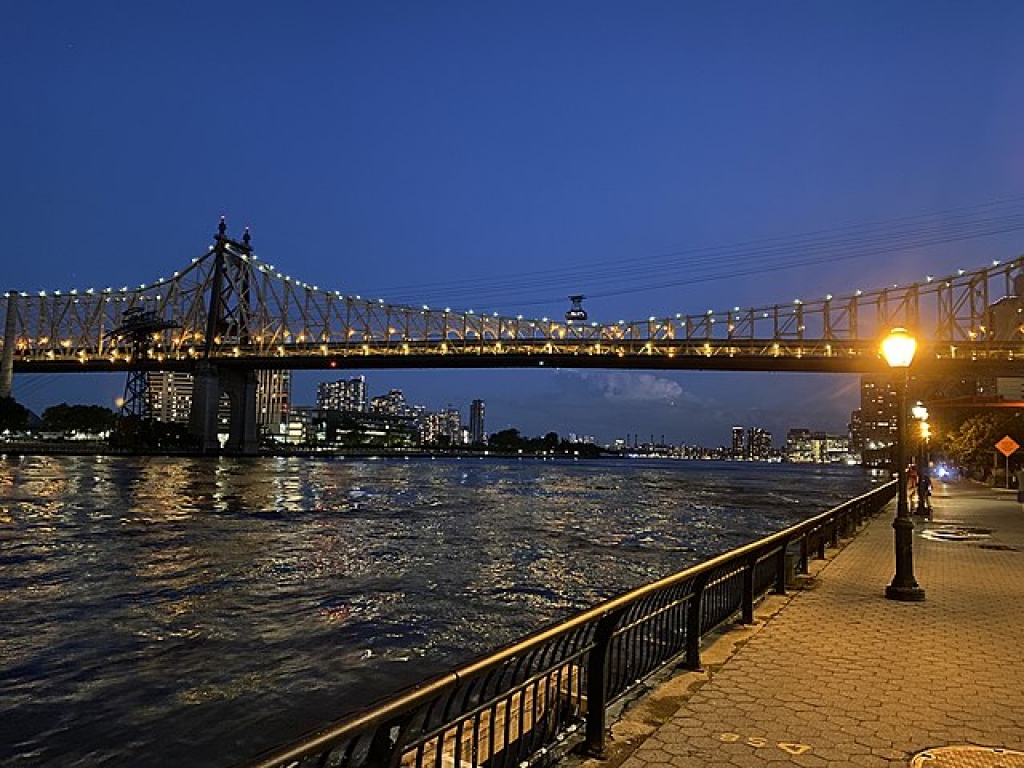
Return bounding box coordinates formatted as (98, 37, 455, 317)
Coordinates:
(917, 471, 932, 516)
(907, 463, 919, 508)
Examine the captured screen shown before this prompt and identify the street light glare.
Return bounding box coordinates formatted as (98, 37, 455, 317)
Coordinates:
(881, 327, 917, 368)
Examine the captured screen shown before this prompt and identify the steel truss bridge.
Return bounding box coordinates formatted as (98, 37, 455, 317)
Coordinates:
(2, 220, 1023, 450)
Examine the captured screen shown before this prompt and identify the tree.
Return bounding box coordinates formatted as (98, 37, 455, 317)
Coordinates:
(489, 428, 524, 450)
(0, 396, 30, 432)
(940, 411, 1024, 480)
(42, 403, 118, 434)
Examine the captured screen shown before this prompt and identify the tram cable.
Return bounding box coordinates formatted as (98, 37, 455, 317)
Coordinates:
(349, 195, 1024, 311)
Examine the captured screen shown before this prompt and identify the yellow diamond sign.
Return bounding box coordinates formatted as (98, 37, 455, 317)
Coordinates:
(995, 435, 1020, 457)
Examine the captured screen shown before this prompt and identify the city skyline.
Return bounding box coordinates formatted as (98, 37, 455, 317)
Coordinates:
(4, 3, 1024, 445)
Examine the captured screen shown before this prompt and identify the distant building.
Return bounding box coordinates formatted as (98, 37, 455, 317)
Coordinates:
(858, 376, 901, 467)
(747, 427, 773, 461)
(423, 407, 463, 446)
(848, 410, 863, 463)
(786, 427, 851, 463)
(147, 372, 193, 423)
(786, 428, 814, 463)
(811, 431, 852, 463)
(731, 426, 744, 460)
(317, 375, 367, 413)
(469, 399, 486, 444)
(283, 406, 321, 445)
(371, 389, 414, 417)
(256, 370, 291, 436)
(146, 369, 290, 439)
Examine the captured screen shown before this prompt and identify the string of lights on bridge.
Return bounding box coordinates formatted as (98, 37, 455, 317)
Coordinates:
(19, 251, 1016, 334)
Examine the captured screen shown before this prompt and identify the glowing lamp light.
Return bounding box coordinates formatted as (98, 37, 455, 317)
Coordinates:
(880, 328, 917, 369)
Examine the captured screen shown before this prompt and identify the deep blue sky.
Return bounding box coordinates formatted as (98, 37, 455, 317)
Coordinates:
(4, 2, 1024, 445)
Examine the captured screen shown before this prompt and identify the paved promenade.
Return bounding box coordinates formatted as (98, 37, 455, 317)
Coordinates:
(585, 480, 1024, 768)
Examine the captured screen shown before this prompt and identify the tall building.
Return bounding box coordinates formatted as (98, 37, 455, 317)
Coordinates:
(747, 427, 772, 461)
(786, 428, 814, 463)
(255, 370, 291, 434)
(469, 399, 486, 444)
(848, 410, 863, 463)
(371, 389, 412, 417)
(317, 375, 367, 413)
(731, 426, 744, 460)
(146, 372, 194, 423)
(859, 375, 900, 467)
(423, 408, 463, 446)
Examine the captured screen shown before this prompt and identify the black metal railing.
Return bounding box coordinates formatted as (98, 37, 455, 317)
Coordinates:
(241, 481, 896, 768)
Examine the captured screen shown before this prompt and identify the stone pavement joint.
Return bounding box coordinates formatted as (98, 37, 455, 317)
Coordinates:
(568, 480, 1024, 768)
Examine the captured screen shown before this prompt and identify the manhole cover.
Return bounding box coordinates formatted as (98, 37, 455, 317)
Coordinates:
(911, 745, 1024, 767)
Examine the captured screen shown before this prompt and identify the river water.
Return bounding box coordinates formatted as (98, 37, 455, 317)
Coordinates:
(0, 454, 879, 767)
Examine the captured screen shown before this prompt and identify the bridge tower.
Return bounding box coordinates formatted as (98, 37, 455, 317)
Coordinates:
(0, 291, 17, 400)
(188, 217, 260, 454)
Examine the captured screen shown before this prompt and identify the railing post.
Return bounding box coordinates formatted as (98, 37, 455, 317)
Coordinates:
(366, 719, 400, 768)
(798, 535, 809, 574)
(742, 554, 756, 624)
(684, 573, 712, 670)
(775, 539, 790, 595)
(585, 609, 622, 757)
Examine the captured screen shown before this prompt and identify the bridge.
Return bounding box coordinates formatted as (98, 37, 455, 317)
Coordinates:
(2, 218, 1023, 452)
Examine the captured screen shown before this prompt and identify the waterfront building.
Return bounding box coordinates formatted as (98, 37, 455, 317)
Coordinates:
(422, 408, 463, 446)
(858, 376, 901, 467)
(469, 399, 486, 444)
(786, 428, 852, 463)
(317, 375, 367, 413)
(283, 406, 320, 445)
(747, 427, 773, 461)
(371, 389, 414, 417)
(146, 369, 290, 438)
(146, 372, 193, 423)
(256, 370, 291, 438)
(812, 431, 852, 463)
(848, 410, 863, 463)
(731, 426, 744, 460)
(786, 428, 814, 463)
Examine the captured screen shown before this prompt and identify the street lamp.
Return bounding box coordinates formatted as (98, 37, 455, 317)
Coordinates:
(912, 403, 930, 515)
(881, 328, 926, 601)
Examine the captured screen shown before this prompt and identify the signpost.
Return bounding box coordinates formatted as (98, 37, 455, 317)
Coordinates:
(995, 435, 1019, 489)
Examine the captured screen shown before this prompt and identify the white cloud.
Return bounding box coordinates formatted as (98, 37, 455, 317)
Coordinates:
(569, 370, 688, 403)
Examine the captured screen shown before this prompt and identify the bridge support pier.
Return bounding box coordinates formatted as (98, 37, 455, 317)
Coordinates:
(1, 291, 17, 400)
(188, 362, 259, 455)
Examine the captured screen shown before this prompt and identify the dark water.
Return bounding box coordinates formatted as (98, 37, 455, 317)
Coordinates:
(0, 454, 879, 766)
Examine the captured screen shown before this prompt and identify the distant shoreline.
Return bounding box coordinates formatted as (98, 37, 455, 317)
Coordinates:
(0, 441, 609, 460)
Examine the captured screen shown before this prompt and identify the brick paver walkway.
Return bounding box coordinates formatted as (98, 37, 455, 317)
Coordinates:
(604, 480, 1024, 768)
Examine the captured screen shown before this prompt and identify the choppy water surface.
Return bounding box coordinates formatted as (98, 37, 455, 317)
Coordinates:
(0, 455, 877, 766)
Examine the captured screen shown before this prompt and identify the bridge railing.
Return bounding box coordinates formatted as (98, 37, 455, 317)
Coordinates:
(239, 481, 896, 768)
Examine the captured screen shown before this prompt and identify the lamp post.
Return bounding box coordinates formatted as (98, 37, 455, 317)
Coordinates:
(913, 404, 931, 514)
(881, 328, 926, 601)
